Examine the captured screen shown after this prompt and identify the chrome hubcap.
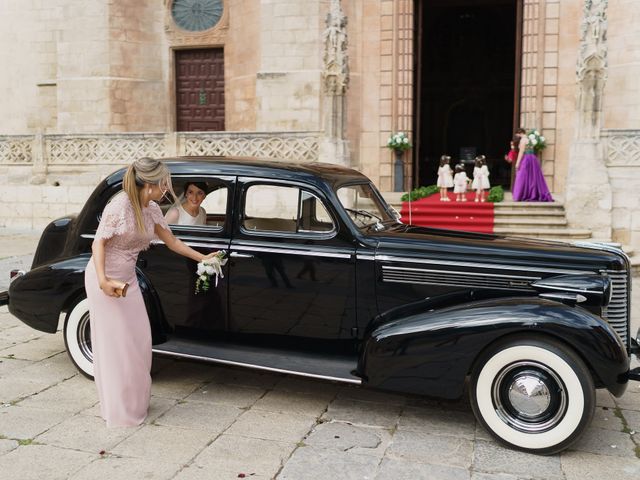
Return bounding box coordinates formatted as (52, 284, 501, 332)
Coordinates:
(76, 313, 93, 362)
(493, 361, 566, 433)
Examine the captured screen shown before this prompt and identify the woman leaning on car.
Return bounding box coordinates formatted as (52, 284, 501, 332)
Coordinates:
(84, 157, 218, 427)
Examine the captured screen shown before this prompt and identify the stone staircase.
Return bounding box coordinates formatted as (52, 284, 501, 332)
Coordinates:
(383, 192, 638, 275)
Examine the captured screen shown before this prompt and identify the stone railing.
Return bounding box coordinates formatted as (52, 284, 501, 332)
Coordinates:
(601, 129, 640, 166)
(0, 131, 322, 167)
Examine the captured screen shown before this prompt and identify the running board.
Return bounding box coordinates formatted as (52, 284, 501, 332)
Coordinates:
(152, 338, 362, 385)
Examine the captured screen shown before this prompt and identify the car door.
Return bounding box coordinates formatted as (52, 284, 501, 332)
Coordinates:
(139, 175, 234, 339)
(228, 178, 357, 344)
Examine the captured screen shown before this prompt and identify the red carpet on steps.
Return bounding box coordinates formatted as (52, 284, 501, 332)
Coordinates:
(400, 191, 494, 233)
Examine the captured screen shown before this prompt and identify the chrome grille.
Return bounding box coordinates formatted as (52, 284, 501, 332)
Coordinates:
(381, 266, 538, 291)
(602, 271, 629, 347)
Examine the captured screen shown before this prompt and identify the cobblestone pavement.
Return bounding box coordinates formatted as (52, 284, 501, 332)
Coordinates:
(1, 230, 639, 480)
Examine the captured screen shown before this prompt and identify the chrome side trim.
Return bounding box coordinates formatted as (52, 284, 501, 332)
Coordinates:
(81, 234, 95, 239)
(356, 255, 375, 261)
(233, 244, 352, 259)
(151, 348, 362, 384)
(375, 255, 595, 275)
(383, 265, 540, 281)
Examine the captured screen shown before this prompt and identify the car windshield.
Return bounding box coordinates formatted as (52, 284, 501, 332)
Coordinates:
(336, 183, 398, 230)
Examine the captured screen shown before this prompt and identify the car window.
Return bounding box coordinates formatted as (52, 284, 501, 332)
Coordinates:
(164, 178, 229, 229)
(336, 183, 394, 229)
(243, 184, 334, 234)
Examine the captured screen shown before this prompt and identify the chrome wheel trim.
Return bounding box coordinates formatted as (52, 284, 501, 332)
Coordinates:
(492, 361, 567, 434)
(76, 312, 93, 363)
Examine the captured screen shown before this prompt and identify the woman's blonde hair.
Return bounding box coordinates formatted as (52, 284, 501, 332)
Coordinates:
(123, 157, 176, 232)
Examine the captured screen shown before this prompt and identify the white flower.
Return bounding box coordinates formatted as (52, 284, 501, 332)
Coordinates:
(540, 136, 545, 142)
(200, 274, 207, 281)
(529, 134, 536, 140)
(398, 132, 404, 137)
(204, 264, 214, 275)
(531, 138, 538, 145)
(403, 138, 409, 143)
(534, 130, 540, 135)
(196, 264, 205, 275)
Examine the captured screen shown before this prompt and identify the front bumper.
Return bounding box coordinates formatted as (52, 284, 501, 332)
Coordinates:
(629, 335, 640, 382)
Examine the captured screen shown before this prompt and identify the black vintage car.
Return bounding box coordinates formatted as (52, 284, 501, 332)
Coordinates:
(2, 157, 638, 454)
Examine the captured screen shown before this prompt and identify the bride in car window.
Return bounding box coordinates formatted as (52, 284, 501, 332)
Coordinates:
(165, 181, 207, 225)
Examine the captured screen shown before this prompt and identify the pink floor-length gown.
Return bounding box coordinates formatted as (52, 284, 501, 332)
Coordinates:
(84, 192, 169, 427)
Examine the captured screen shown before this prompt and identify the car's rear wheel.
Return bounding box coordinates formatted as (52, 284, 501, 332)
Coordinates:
(470, 336, 595, 455)
(63, 297, 94, 379)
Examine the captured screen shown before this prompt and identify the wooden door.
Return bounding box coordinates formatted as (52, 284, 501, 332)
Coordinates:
(175, 48, 225, 131)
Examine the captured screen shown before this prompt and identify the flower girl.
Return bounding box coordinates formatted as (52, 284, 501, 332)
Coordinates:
(472, 155, 490, 202)
(437, 155, 454, 201)
(453, 164, 469, 202)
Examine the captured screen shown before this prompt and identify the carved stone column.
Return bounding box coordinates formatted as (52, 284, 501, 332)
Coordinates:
(565, 0, 612, 239)
(318, 0, 350, 166)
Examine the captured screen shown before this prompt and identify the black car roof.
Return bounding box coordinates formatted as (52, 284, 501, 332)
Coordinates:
(107, 156, 371, 189)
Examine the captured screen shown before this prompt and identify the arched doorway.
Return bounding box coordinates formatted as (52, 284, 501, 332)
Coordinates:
(414, 0, 520, 189)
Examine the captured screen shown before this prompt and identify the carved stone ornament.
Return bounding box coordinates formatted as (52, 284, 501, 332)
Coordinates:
(164, 0, 229, 48)
(322, 0, 349, 96)
(576, 0, 608, 138)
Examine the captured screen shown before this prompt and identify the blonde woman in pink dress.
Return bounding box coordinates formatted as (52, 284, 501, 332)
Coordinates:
(84, 157, 218, 427)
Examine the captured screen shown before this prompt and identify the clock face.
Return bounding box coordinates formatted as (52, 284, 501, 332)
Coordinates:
(171, 0, 223, 32)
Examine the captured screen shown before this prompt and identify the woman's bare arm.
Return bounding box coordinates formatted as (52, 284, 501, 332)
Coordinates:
(515, 137, 527, 169)
(155, 224, 216, 262)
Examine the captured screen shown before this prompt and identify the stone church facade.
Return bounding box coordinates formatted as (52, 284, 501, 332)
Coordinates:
(0, 0, 638, 248)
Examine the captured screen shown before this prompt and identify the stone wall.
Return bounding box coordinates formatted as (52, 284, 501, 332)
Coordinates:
(0, 132, 321, 230)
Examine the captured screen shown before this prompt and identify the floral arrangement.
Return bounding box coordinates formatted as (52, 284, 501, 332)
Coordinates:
(526, 129, 546, 155)
(195, 250, 228, 294)
(386, 131, 412, 153)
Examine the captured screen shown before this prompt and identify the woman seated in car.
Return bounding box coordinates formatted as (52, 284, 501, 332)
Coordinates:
(165, 181, 207, 225)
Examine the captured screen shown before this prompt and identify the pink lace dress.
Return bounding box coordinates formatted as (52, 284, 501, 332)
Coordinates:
(84, 192, 169, 427)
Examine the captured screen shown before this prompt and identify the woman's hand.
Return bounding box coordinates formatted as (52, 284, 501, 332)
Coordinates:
(201, 251, 219, 262)
(100, 278, 123, 298)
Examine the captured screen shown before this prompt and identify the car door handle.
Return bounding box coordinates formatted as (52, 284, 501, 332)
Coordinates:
(230, 252, 254, 258)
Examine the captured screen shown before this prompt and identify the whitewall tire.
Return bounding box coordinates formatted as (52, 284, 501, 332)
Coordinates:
(470, 337, 595, 455)
(63, 298, 94, 379)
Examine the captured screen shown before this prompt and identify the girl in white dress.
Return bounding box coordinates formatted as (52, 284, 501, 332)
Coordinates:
(437, 155, 454, 201)
(472, 155, 491, 202)
(453, 164, 469, 202)
(165, 182, 207, 225)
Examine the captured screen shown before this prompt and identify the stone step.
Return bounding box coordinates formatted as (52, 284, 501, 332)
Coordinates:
(493, 227, 592, 239)
(494, 217, 568, 228)
(494, 209, 566, 217)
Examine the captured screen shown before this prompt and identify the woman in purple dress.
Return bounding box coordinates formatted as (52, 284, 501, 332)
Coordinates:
(512, 128, 553, 202)
(85, 157, 218, 427)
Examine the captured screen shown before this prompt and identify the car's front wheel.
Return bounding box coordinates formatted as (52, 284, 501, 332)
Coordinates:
(470, 336, 595, 455)
(63, 297, 94, 379)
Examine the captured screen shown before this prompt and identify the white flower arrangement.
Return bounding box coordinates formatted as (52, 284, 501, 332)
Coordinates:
(526, 129, 547, 155)
(386, 131, 412, 153)
(195, 250, 228, 294)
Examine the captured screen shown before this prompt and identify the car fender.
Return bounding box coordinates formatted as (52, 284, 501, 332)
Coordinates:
(8, 255, 167, 343)
(359, 297, 629, 399)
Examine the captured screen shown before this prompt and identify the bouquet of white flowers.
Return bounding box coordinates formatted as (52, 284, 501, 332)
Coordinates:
(195, 250, 228, 294)
(386, 131, 412, 153)
(526, 129, 547, 155)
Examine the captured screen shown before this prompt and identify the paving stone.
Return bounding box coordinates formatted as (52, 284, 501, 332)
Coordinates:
(18, 375, 98, 413)
(19, 352, 80, 384)
(0, 325, 43, 350)
(0, 356, 32, 378)
(561, 450, 640, 480)
(69, 455, 181, 480)
(111, 424, 213, 465)
(376, 458, 470, 480)
(0, 405, 68, 439)
(590, 406, 626, 431)
(35, 413, 140, 454)
(174, 464, 272, 480)
(0, 444, 95, 480)
(387, 430, 473, 469)
(0, 375, 50, 403)
(336, 385, 408, 406)
(252, 389, 332, 417)
(0, 438, 18, 456)
(154, 400, 243, 432)
(226, 409, 318, 443)
(186, 382, 266, 408)
(615, 388, 640, 412)
(274, 375, 341, 396)
(191, 434, 296, 478)
(0, 333, 65, 361)
(322, 398, 402, 429)
(152, 359, 219, 385)
(304, 421, 391, 457)
(569, 426, 637, 458)
(474, 424, 494, 442)
(150, 376, 204, 400)
(621, 409, 640, 433)
(277, 445, 379, 480)
(470, 473, 520, 480)
(398, 405, 476, 439)
(596, 389, 617, 408)
(472, 440, 563, 479)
